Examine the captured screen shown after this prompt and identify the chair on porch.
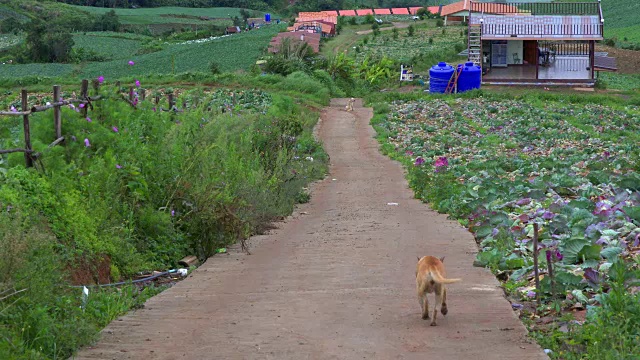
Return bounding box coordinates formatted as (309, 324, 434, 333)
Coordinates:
(512, 53, 521, 64)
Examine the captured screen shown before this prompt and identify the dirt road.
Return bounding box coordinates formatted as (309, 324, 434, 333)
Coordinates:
(74, 99, 548, 360)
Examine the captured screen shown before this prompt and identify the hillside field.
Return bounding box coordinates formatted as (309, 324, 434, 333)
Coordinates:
(0, 24, 284, 81)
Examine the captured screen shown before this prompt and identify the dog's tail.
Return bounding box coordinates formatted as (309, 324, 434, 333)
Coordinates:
(429, 270, 462, 285)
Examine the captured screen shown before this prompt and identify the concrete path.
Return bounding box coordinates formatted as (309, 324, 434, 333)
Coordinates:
(74, 99, 548, 360)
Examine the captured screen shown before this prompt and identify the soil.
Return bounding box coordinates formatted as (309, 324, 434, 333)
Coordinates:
(73, 99, 548, 360)
(595, 44, 640, 74)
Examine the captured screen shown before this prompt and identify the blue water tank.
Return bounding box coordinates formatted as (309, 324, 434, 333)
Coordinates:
(265, 13, 271, 22)
(457, 61, 482, 93)
(429, 62, 454, 93)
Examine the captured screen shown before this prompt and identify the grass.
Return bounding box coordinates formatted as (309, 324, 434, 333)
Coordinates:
(598, 72, 640, 91)
(70, 6, 266, 25)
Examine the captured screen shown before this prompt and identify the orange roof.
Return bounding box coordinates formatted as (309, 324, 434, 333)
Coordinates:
(374, 8, 391, 15)
(428, 6, 440, 14)
(339, 9, 356, 16)
(391, 8, 410, 15)
(440, 0, 518, 17)
(356, 9, 374, 16)
(323, 10, 338, 16)
(409, 7, 423, 15)
(296, 11, 338, 24)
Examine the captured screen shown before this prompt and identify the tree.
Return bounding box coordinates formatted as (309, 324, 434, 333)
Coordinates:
(407, 24, 415, 37)
(24, 20, 75, 63)
(0, 17, 22, 35)
(94, 10, 121, 32)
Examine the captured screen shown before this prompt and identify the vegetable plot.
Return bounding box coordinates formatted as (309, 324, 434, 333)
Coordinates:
(380, 97, 640, 303)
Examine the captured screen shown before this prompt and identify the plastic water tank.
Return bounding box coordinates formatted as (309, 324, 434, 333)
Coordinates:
(265, 13, 271, 22)
(429, 62, 454, 93)
(457, 61, 482, 93)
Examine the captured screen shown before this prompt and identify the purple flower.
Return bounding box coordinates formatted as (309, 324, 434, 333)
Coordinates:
(116, 164, 122, 169)
(526, 290, 536, 298)
(492, 228, 499, 237)
(10, 106, 17, 112)
(98, 76, 105, 83)
(555, 250, 563, 261)
(135, 80, 141, 87)
(84, 138, 90, 147)
(516, 198, 531, 206)
(128, 60, 135, 66)
(414, 157, 425, 166)
(434, 156, 449, 168)
(86, 117, 92, 122)
(405, 150, 414, 156)
(171, 209, 175, 217)
(112, 126, 119, 133)
(79, 103, 85, 109)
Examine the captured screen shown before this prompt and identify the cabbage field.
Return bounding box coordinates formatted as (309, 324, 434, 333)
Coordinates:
(377, 96, 640, 303)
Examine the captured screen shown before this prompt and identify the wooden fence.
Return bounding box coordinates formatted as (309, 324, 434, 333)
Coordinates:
(0, 80, 180, 168)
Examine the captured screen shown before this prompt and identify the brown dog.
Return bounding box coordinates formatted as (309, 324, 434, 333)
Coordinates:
(415, 256, 461, 326)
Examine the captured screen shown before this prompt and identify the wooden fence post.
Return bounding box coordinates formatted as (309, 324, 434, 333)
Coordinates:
(129, 87, 134, 102)
(53, 85, 62, 140)
(168, 93, 174, 110)
(81, 79, 89, 117)
(21, 89, 33, 168)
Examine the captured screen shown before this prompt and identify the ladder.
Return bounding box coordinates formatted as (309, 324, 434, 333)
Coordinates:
(445, 65, 462, 94)
(468, 24, 482, 66)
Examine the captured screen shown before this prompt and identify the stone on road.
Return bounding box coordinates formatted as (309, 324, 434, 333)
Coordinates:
(74, 99, 548, 360)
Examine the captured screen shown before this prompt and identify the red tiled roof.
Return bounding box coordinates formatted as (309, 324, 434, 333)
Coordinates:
(356, 9, 374, 16)
(440, 0, 518, 17)
(374, 8, 391, 15)
(428, 6, 440, 15)
(409, 7, 423, 15)
(391, 8, 409, 15)
(323, 10, 338, 16)
(338, 9, 357, 16)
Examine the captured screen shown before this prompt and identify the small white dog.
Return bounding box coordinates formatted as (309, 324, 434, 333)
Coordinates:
(345, 98, 355, 112)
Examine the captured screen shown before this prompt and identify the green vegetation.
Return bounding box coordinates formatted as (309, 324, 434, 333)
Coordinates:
(368, 90, 640, 359)
(0, 72, 335, 358)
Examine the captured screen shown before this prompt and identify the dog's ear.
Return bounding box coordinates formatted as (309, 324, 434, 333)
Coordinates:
(417, 256, 421, 261)
(440, 256, 445, 263)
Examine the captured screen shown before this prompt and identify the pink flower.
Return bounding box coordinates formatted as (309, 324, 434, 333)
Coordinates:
(135, 80, 141, 87)
(84, 138, 90, 147)
(10, 106, 17, 112)
(116, 164, 122, 169)
(79, 103, 85, 108)
(434, 156, 449, 168)
(128, 60, 135, 66)
(98, 76, 104, 83)
(414, 157, 425, 166)
(86, 117, 92, 122)
(112, 126, 119, 133)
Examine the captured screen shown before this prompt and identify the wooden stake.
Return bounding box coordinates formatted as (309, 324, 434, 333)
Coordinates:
(21, 89, 33, 168)
(533, 223, 541, 307)
(53, 85, 62, 140)
(81, 80, 89, 116)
